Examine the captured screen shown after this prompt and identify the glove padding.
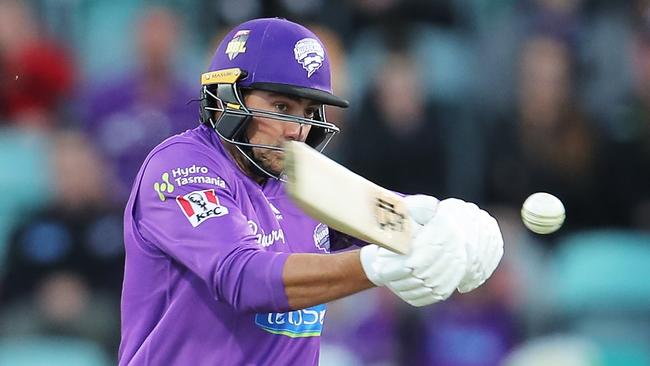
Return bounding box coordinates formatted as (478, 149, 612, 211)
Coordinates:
(437, 198, 504, 293)
(360, 195, 468, 307)
(406, 195, 504, 294)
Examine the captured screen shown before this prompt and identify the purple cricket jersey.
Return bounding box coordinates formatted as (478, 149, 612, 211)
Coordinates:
(120, 125, 340, 365)
(121, 18, 355, 365)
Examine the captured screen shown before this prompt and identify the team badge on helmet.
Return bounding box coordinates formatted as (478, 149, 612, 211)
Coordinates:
(294, 38, 325, 78)
(225, 30, 250, 60)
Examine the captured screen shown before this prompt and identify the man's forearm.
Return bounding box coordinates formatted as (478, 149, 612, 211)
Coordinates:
(282, 250, 374, 309)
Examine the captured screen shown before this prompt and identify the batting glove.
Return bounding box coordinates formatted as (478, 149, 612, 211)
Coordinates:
(360, 196, 468, 307)
(436, 198, 504, 293)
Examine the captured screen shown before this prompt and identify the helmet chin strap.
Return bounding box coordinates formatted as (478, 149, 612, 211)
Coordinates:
(234, 135, 286, 182)
(236, 124, 307, 183)
(207, 112, 284, 182)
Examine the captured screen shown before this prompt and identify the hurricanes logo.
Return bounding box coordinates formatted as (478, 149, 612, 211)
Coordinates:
(313, 223, 330, 253)
(294, 38, 325, 78)
(225, 30, 250, 60)
(154, 172, 175, 201)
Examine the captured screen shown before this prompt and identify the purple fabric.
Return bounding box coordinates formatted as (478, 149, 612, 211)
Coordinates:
(419, 299, 517, 366)
(209, 18, 333, 94)
(82, 73, 197, 201)
(120, 125, 333, 365)
(322, 291, 400, 364)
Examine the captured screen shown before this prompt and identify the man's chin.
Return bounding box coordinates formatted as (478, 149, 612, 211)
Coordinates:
(262, 163, 283, 176)
(252, 151, 284, 176)
(251, 158, 281, 177)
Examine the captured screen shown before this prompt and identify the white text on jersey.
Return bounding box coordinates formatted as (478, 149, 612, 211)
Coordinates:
(171, 165, 226, 188)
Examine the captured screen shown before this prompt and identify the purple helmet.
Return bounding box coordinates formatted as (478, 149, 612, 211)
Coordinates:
(200, 18, 348, 179)
(209, 18, 348, 108)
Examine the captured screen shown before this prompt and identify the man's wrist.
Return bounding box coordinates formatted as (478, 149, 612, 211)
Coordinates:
(359, 244, 383, 286)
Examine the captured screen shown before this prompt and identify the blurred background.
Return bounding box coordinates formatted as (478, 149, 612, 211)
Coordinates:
(0, 0, 649, 365)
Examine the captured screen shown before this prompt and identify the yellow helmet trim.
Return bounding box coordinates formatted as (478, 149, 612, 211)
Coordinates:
(201, 68, 243, 85)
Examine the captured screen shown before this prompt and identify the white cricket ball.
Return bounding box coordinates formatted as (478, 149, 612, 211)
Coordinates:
(521, 192, 565, 234)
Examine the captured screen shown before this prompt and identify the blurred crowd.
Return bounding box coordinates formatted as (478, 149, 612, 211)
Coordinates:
(0, 0, 649, 365)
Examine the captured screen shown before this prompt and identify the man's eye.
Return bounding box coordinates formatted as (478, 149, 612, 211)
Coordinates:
(275, 103, 288, 113)
(305, 109, 316, 119)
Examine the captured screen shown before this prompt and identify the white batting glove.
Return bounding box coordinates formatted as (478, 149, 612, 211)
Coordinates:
(359, 194, 438, 287)
(435, 198, 504, 293)
(406, 195, 504, 293)
(359, 244, 386, 287)
(360, 196, 468, 307)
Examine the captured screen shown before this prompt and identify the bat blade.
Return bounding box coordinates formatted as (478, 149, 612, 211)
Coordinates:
(283, 141, 411, 254)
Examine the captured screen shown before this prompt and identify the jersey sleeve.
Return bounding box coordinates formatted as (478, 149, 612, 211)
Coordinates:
(131, 141, 290, 313)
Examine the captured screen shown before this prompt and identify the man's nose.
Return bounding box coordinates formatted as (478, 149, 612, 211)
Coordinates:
(283, 122, 306, 141)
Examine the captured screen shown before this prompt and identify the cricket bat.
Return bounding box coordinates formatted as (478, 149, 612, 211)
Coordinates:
(283, 141, 411, 254)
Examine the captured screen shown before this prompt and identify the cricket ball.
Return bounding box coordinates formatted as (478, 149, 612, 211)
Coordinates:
(521, 192, 565, 234)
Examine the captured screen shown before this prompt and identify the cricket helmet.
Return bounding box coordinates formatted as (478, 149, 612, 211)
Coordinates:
(200, 18, 348, 179)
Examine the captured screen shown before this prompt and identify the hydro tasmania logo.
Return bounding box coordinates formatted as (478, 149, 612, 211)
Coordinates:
(176, 189, 229, 227)
(154, 165, 225, 202)
(154, 172, 175, 201)
(171, 165, 226, 188)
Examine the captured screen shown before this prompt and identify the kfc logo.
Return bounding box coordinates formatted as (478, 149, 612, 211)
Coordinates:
(176, 189, 229, 227)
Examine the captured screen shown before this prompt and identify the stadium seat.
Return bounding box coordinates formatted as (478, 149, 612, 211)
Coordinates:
(0, 128, 52, 271)
(548, 230, 650, 366)
(0, 336, 112, 366)
(551, 230, 650, 314)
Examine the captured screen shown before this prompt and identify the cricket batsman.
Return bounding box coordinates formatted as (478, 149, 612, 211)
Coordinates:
(119, 18, 503, 365)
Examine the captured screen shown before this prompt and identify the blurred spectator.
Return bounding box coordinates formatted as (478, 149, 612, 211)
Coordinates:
(307, 23, 350, 157)
(349, 0, 457, 33)
(484, 34, 603, 232)
(342, 51, 449, 196)
(0, 131, 123, 356)
(79, 6, 197, 202)
(0, 0, 75, 128)
(344, 22, 483, 198)
(410, 248, 520, 366)
(2, 130, 123, 299)
(322, 289, 400, 365)
(595, 1, 650, 230)
(415, 295, 518, 366)
(530, 0, 584, 41)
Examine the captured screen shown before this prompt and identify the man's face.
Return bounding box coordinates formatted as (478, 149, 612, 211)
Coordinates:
(244, 90, 319, 175)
